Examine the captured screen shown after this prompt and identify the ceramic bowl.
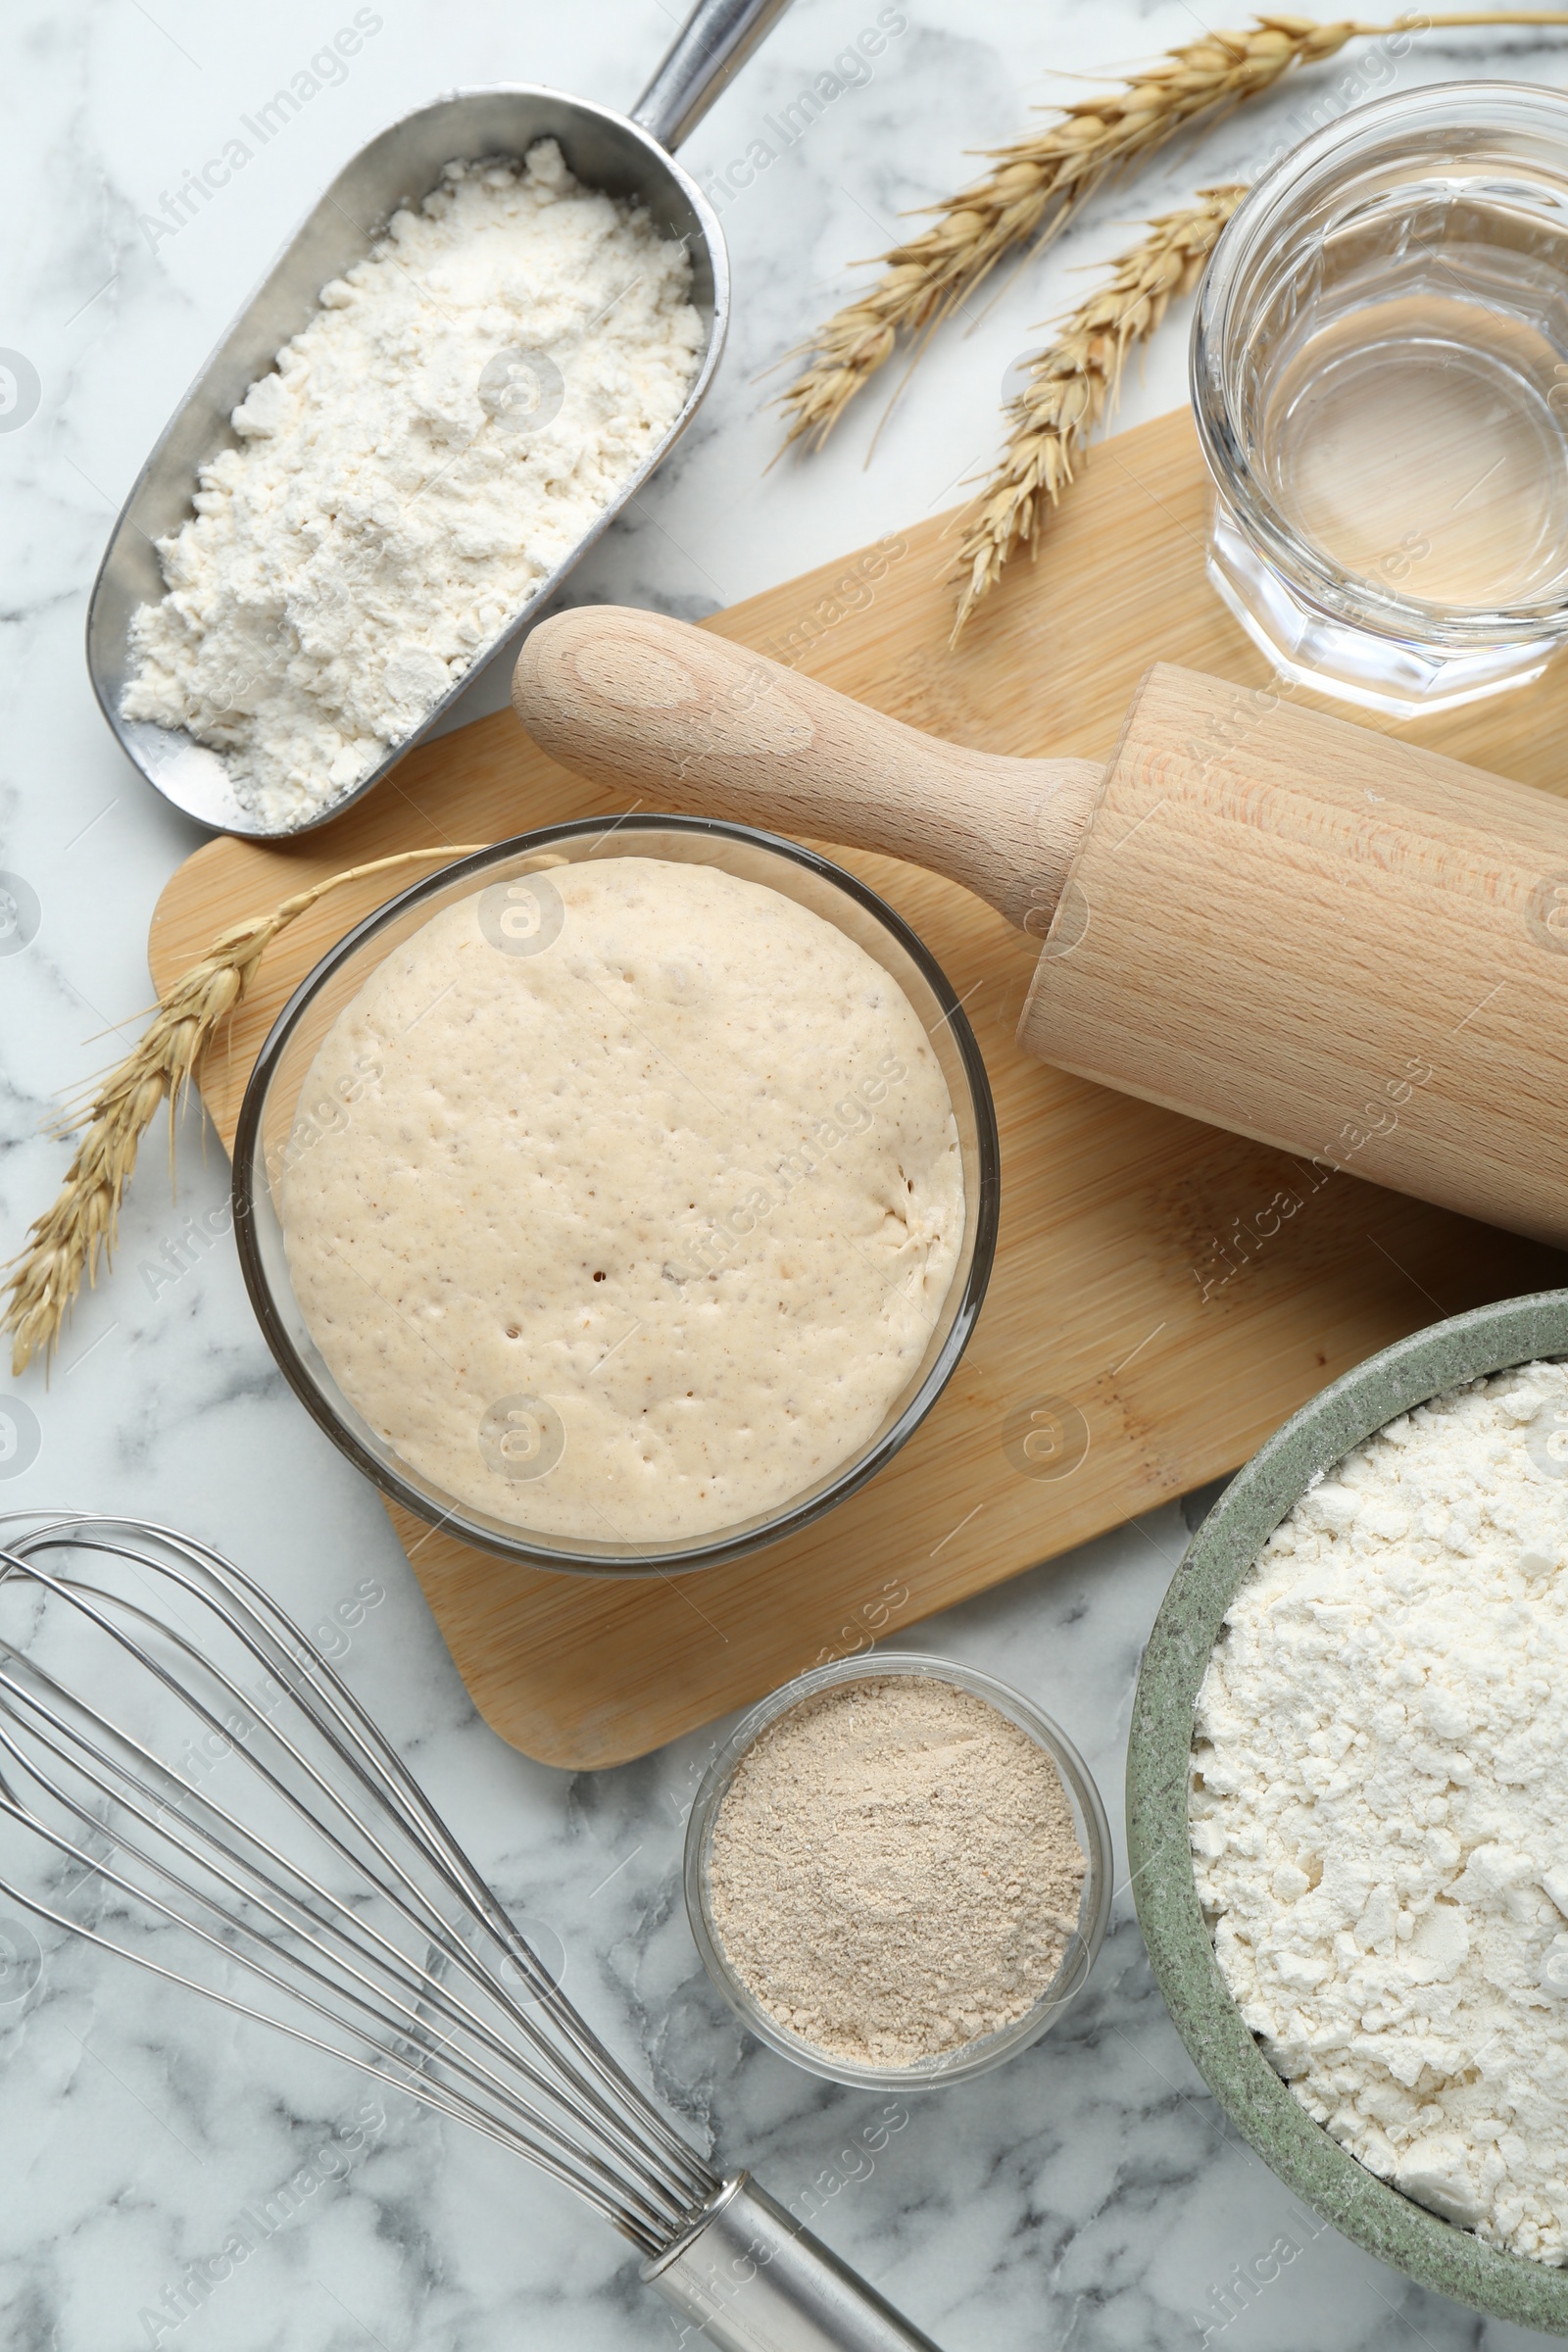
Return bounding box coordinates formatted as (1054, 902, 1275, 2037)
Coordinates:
(1128, 1288, 1568, 2332)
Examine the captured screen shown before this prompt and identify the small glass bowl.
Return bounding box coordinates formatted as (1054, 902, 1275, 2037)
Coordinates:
(683, 1651, 1111, 2089)
(231, 817, 998, 1578)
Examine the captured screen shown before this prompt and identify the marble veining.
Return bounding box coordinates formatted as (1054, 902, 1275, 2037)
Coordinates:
(3, 3, 1567, 2346)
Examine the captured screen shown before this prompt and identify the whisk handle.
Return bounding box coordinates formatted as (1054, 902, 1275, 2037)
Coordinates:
(643, 2175, 943, 2352)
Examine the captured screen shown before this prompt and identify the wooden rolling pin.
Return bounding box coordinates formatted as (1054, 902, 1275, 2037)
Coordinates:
(513, 607, 1568, 1250)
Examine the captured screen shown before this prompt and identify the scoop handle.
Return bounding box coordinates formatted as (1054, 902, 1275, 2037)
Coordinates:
(631, 0, 797, 150)
(512, 606, 1102, 936)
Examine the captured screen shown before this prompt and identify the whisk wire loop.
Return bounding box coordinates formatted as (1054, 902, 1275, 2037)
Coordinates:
(0, 1695, 680, 2239)
(0, 1513, 717, 2254)
(0, 1563, 699, 2234)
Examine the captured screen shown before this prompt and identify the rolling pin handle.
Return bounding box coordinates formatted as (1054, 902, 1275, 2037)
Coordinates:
(512, 606, 1101, 932)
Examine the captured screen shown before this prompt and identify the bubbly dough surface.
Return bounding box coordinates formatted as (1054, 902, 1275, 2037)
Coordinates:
(280, 858, 964, 1544)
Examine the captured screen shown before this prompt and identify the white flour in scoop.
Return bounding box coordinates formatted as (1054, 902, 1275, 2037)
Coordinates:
(1192, 1363, 1568, 2264)
(122, 142, 700, 827)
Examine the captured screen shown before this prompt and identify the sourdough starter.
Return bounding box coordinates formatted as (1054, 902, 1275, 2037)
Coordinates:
(280, 858, 964, 1544)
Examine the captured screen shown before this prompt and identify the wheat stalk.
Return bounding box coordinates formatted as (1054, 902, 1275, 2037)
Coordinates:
(3, 845, 487, 1376)
(779, 12, 1568, 451)
(949, 187, 1249, 638)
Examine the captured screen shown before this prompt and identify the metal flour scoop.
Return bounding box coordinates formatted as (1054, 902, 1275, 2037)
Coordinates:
(86, 0, 791, 841)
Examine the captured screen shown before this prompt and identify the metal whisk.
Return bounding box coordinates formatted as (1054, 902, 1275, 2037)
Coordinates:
(0, 1512, 938, 2352)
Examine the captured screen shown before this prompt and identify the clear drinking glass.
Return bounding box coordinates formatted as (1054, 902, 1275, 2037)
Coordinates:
(683, 1652, 1111, 2089)
(1192, 82, 1568, 714)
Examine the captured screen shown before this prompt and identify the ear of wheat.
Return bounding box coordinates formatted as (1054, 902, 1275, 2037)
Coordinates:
(779, 13, 1568, 451)
(949, 186, 1249, 637)
(3, 845, 486, 1377)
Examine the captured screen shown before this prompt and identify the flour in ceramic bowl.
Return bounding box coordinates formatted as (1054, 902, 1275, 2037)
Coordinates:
(122, 141, 701, 828)
(1192, 1363, 1568, 2264)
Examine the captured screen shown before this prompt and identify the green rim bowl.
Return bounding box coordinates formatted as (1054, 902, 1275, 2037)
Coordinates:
(1128, 1286, 1568, 2333)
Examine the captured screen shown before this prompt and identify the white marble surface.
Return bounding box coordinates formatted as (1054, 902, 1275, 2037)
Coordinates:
(3, 4, 1568, 2348)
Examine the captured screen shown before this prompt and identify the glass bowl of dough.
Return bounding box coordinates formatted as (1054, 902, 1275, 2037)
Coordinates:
(232, 817, 1000, 1576)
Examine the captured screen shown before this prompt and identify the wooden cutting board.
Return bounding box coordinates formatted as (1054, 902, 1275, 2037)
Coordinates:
(148, 406, 1568, 1769)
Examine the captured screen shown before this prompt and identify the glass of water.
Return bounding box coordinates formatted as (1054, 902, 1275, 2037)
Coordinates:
(1192, 82, 1568, 714)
